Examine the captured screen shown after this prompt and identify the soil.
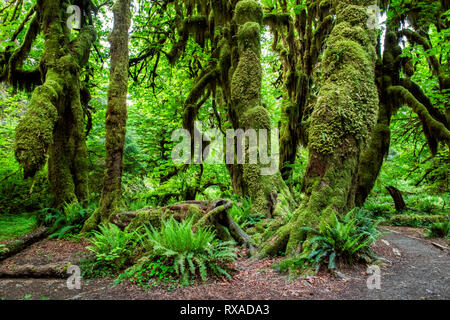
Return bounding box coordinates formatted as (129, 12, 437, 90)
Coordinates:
(0, 226, 448, 300)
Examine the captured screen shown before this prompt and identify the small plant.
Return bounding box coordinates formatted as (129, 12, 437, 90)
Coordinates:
(229, 197, 264, 228)
(0, 244, 6, 254)
(364, 201, 394, 217)
(279, 212, 381, 274)
(425, 221, 450, 239)
(139, 217, 237, 285)
(39, 201, 96, 239)
(83, 223, 138, 277)
(116, 257, 176, 288)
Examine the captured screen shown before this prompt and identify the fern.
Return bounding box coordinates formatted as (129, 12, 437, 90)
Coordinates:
(293, 211, 381, 273)
(139, 217, 236, 285)
(425, 221, 450, 239)
(85, 223, 138, 275)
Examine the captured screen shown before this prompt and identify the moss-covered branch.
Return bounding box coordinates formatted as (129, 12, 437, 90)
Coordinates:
(388, 85, 450, 147)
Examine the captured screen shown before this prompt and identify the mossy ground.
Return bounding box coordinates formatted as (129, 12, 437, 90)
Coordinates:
(0, 213, 37, 241)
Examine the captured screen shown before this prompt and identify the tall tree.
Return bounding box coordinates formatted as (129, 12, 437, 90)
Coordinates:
(0, 0, 96, 208)
(83, 0, 131, 231)
(261, 0, 380, 256)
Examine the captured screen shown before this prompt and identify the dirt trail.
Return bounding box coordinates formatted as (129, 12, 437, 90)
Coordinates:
(0, 227, 448, 300)
(338, 229, 449, 300)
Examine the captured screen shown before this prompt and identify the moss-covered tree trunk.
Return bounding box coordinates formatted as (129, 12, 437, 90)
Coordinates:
(13, 0, 95, 208)
(260, 0, 379, 256)
(221, 0, 295, 218)
(83, 0, 130, 232)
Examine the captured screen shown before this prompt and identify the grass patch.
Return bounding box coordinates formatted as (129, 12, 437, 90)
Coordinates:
(0, 213, 37, 241)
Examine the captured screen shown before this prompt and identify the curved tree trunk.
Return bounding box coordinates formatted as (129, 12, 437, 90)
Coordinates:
(260, 0, 379, 256)
(14, 0, 95, 208)
(83, 0, 130, 232)
(222, 0, 295, 217)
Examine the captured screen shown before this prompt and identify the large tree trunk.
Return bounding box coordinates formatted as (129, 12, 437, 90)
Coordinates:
(14, 0, 95, 208)
(222, 0, 295, 217)
(83, 0, 130, 232)
(260, 0, 379, 256)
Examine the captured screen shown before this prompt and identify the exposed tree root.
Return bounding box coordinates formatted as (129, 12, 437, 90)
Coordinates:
(0, 227, 48, 262)
(0, 262, 71, 278)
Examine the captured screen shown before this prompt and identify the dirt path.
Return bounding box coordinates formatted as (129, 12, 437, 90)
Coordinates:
(337, 228, 449, 300)
(0, 227, 448, 300)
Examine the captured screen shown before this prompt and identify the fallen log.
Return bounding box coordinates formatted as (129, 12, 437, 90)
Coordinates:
(0, 226, 48, 262)
(0, 262, 72, 278)
(113, 199, 256, 255)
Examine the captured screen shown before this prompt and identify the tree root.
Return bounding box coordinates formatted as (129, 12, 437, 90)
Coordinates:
(0, 262, 72, 278)
(0, 226, 48, 262)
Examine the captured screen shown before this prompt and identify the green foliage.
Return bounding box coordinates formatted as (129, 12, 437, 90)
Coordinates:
(0, 212, 37, 240)
(116, 258, 176, 288)
(83, 223, 138, 277)
(39, 202, 96, 239)
(139, 217, 237, 285)
(425, 221, 450, 239)
(278, 211, 381, 274)
(389, 213, 446, 227)
(229, 197, 264, 229)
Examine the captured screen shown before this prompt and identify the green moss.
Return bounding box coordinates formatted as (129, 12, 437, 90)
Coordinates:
(234, 0, 263, 26)
(126, 209, 164, 232)
(0, 213, 38, 241)
(390, 214, 447, 227)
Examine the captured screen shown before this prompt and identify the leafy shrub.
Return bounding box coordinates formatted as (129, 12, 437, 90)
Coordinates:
(364, 201, 394, 216)
(229, 197, 264, 228)
(425, 221, 450, 239)
(116, 257, 175, 288)
(406, 195, 448, 215)
(139, 217, 236, 285)
(39, 202, 96, 239)
(279, 212, 381, 274)
(0, 170, 51, 214)
(83, 223, 138, 277)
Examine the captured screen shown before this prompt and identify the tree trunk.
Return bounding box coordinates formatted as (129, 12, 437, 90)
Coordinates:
(223, 0, 295, 217)
(260, 0, 379, 256)
(386, 186, 406, 212)
(14, 0, 95, 208)
(83, 0, 130, 232)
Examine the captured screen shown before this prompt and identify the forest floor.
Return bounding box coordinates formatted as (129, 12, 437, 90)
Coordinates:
(0, 226, 448, 300)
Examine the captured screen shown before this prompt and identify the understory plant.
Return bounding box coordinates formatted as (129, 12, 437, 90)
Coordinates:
(115, 257, 176, 289)
(278, 210, 381, 274)
(82, 223, 138, 277)
(425, 221, 450, 239)
(138, 217, 237, 285)
(229, 197, 264, 229)
(39, 201, 96, 239)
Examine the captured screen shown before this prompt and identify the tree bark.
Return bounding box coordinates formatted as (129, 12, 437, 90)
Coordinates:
(83, 0, 130, 232)
(260, 0, 379, 256)
(13, 0, 95, 208)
